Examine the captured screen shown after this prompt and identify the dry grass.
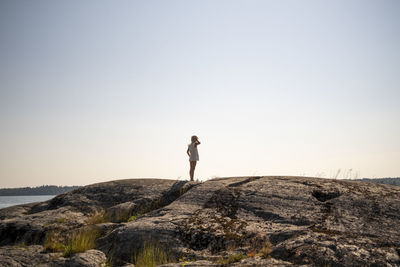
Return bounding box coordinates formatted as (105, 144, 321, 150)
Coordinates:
(87, 210, 105, 225)
(44, 230, 66, 252)
(55, 217, 67, 224)
(134, 241, 170, 267)
(63, 228, 99, 257)
(246, 250, 257, 257)
(219, 252, 247, 265)
(256, 240, 273, 259)
(44, 228, 99, 257)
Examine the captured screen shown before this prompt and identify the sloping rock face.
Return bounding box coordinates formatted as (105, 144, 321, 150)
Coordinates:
(0, 179, 189, 246)
(1, 176, 400, 266)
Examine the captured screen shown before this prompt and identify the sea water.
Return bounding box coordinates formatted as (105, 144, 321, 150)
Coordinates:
(0, 195, 55, 209)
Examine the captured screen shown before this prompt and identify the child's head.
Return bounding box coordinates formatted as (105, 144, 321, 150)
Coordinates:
(191, 135, 198, 143)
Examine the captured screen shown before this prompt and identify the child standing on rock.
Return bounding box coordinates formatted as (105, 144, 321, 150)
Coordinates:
(187, 135, 200, 181)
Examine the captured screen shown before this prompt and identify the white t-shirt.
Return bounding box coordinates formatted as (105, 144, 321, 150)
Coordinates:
(188, 143, 199, 161)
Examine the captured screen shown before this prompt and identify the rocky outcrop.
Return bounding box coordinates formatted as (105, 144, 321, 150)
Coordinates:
(1, 176, 400, 266)
(0, 179, 190, 246)
(0, 245, 106, 267)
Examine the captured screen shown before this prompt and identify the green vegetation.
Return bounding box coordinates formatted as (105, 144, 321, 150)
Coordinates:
(219, 252, 247, 265)
(87, 211, 105, 225)
(134, 241, 171, 267)
(44, 228, 99, 257)
(178, 256, 190, 266)
(63, 228, 99, 257)
(105, 255, 113, 267)
(44, 230, 66, 252)
(87, 209, 133, 224)
(56, 217, 67, 224)
(128, 214, 142, 222)
(256, 240, 273, 259)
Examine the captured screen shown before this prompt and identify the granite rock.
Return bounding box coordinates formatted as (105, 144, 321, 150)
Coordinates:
(1, 176, 399, 266)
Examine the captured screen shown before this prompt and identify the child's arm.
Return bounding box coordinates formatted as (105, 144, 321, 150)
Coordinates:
(195, 140, 201, 147)
(187, 147, 190, 157)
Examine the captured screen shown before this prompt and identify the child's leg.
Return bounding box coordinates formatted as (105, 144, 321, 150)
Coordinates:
(189, 161, 193, 180)
(189, 161, 197, 181)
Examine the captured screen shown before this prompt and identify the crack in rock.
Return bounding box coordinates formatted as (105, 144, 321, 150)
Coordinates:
(312, 190, 341, 202)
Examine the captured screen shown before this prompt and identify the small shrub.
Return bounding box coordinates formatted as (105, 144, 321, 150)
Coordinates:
(256, 240, 273, 259)
(134, 241, 170, 267)
(63, 228, 99, 257)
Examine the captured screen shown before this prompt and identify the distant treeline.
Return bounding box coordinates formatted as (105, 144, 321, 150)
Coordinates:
(357, 178, 400, 186)
(0, 185, 80, 196)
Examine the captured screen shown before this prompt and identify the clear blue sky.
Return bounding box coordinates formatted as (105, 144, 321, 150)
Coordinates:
(1, 0, 399, 187)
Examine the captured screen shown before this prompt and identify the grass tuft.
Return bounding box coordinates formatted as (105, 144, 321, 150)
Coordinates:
(134, 241, 170, 267)
(44, 230, 66, 252)
(105, 254, 113, 267)
(87, 210, 105, 225)
(55, 217, 67, 224)
(44, 227, 99, 257)
(63, 228, 99, 257)
(256, 240, 273, 259)
(128, 214, 142, 222)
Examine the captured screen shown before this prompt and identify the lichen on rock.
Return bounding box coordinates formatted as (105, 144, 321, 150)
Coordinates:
(1, 176, 400, 266)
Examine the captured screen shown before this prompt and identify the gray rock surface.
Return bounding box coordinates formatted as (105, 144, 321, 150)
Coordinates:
(0, 179, 188, 246)
(53, 249, 107, 267)
(0, 245, 107, 267)
(1, 176, 400, 266)
(0, 245, 60, 267)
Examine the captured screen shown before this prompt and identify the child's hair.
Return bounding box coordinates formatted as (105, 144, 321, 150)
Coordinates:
(191, 135, 198, 143)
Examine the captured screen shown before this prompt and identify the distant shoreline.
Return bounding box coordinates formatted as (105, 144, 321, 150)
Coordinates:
(0, 185, 80, 196)
(0, 195, 56, 209)
(354, 177, 400, 186)
(0, 177, 398, 196)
